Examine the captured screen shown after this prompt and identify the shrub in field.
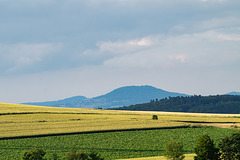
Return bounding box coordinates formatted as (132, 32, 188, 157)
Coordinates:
(52, 153, 59, 160)
(88, 152, 104, 160)
(219, 132, 240, 160)
(65, 150, 104, 160)
(22, 148, 46, 160)
(194, 134, 219, 160)
(65, 150, 88, 160)
(152, 115, 158, 120)
(164, 139, 185, 160)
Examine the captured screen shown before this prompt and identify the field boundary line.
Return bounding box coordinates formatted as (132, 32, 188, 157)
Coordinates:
(0, 125, 199, 140)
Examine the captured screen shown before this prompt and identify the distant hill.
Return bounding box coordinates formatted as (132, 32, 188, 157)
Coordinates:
(24, 96, 88, 107)
(225, 92, 240, 95)
(113, 95, 240, 114)
(23, 85, 187, 109)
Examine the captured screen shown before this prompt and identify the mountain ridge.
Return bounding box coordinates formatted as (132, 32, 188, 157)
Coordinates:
(23, 85, 187, 109)
(23, 85, 239, 109)
(24, 96, 88, 107)
(225, 92, 240, 95)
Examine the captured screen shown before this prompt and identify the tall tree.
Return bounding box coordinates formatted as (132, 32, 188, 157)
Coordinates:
(219, 133, 240, 160)
(164, 139, 185, 160)
(194, 134, 219, 160)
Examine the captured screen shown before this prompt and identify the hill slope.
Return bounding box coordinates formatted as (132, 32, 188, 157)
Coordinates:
(24, 96, 88, 107)
(225, 92, 240, 95)
(114, 95, 240, 114)
(24, 85, 187, 109)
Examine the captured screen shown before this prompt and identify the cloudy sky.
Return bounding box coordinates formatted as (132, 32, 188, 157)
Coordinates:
(1, 0, 240, 103)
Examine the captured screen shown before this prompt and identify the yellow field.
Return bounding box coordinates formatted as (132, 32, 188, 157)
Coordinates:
(1, 103, 240, 138)
(118, 154, 195, 160)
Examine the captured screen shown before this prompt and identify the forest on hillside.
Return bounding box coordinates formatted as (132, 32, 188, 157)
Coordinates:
(114, 95, 240, 114)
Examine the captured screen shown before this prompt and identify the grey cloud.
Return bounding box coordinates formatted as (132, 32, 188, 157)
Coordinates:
(0, 43, 61, 75)
(99, 31, 240, 70)
(0, 0, 240, 103)
(2, 0, 239, 44)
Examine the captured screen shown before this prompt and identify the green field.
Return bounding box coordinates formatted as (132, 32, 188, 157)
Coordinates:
(0, 127, 239, 160)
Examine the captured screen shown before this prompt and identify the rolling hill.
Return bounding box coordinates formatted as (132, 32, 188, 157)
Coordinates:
(114, 95, 240, 114)
(23, 96, 88, 108)
(1, 102, 240, 139)
(23, 85, 187, 109)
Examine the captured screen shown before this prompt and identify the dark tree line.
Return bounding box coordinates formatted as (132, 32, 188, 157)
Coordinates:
(22, 149, 104, 160)
(114, 95, 240, 114)
(194, 133, 240, 160)
(164, 133, 240, 160)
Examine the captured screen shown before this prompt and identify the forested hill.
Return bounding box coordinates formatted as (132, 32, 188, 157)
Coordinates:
(113, 95, 240, 114)
(24, 85, 187, 109)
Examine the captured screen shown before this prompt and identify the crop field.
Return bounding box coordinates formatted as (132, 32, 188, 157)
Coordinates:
(1, 103, 240, 159)
(1, 103, 240, 138)
(0, 127, 239, 160)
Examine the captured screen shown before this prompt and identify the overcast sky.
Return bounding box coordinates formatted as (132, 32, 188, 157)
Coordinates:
(1, 0, 240, 103)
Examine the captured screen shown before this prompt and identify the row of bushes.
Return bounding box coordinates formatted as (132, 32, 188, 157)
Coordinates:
(22, 149, 104, 160)
(164, 132, 240, 160)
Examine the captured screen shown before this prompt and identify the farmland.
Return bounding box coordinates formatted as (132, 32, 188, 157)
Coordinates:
(0, 127, 239, 159)
(0, 103, 240, 159)
(1, 103, 240, 138)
